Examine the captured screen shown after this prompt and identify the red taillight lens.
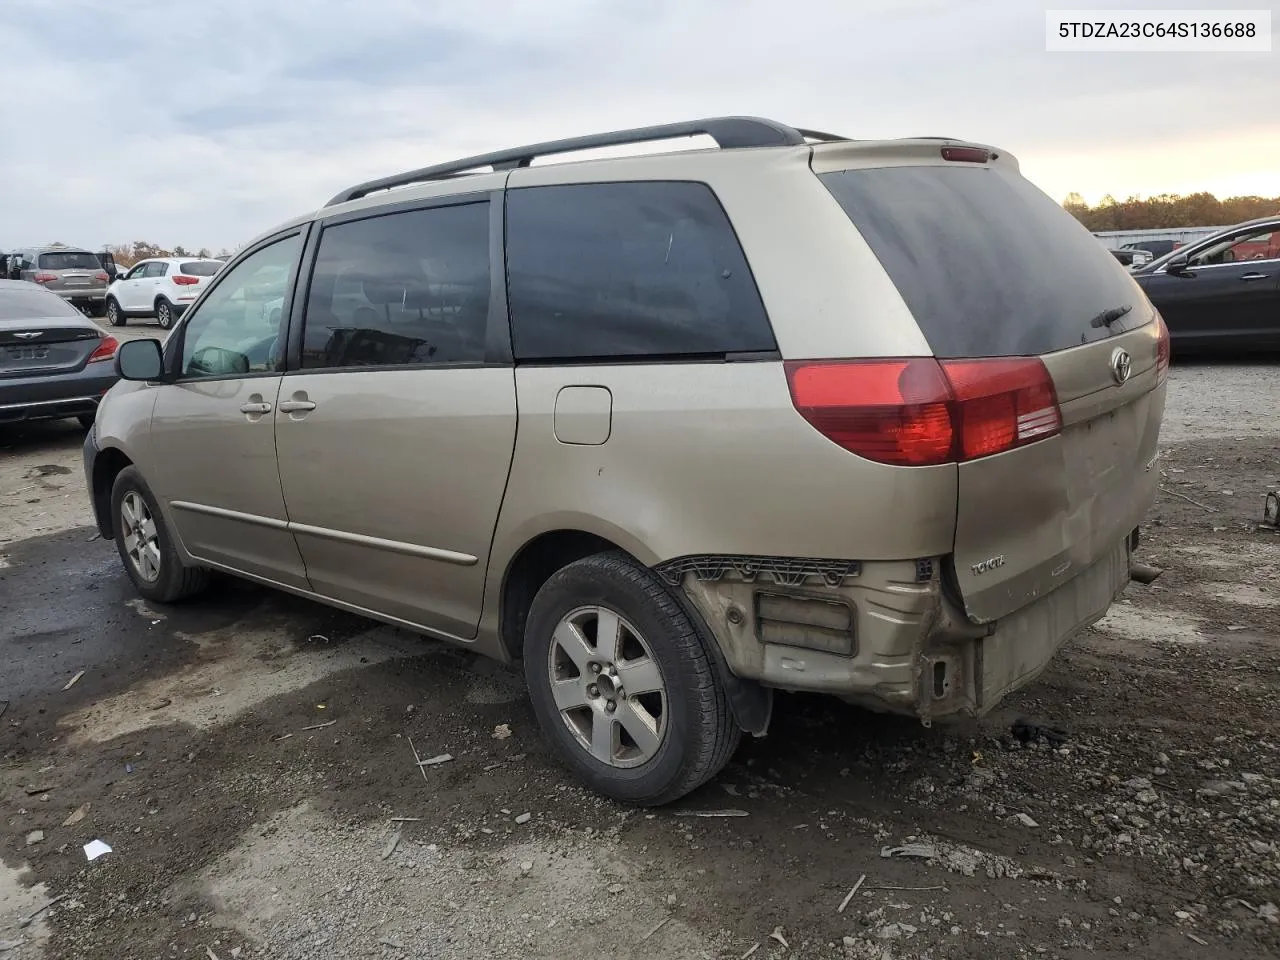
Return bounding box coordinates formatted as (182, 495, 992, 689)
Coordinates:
(88, 335, 119, 363)
(173, 275, 200, 285)
(941, 146, 989, 163)
(940, 358, 1062, 460)
(1155, 314, 1170, 378)
(785, 357, 1061, 466)
(94, 271, 109, 282)
(33, 272, 57, 283)
(785, 359, 953, 466)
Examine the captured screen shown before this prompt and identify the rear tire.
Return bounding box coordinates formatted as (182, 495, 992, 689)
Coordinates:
(105, 298, 125, 327)
(110, 465, 209, 603)
(523, 551, 740, 806)
(155, 298, 174, 330)
(89, 301, 106, 318)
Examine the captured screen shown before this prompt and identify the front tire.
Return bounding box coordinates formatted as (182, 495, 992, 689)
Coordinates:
(105, 298, 126, 327)
(523, 551, 740, 806)
(155, 298, 174, 330)
(110, 466, 209, 603)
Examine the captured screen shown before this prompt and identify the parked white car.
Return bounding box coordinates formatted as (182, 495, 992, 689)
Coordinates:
(104, 257, 223, 330)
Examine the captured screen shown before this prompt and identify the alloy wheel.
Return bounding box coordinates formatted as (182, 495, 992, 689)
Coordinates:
(547, 605, 667, 768)
(120, 490, 161, 583)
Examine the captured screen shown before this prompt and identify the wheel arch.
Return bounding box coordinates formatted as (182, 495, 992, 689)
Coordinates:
(91, 445, 134, 539)
(493, 527, 773, 738)
(498, 528, 621, 662)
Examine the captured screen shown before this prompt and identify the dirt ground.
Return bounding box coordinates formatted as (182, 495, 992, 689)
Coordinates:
(1, 354, 1278, 960)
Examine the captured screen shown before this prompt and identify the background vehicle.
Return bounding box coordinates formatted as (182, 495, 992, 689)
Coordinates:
(1107, 247, 1152, 267)
(87, 117, 1167, 805)
(1132, 216, 1280, 350)
(1122, 239, 1182, 259)
(105, 257, 224, 329)
(6, 245, 111, 316)
(0, 280, 119, 428)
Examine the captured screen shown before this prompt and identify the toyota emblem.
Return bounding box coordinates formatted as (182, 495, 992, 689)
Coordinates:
(1110, 347, 1132, 384)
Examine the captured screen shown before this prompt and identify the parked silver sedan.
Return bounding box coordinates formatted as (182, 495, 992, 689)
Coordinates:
(0, 280, 119, 429)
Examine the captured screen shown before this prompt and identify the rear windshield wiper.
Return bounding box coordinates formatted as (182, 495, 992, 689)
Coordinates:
(1089, 304, 1133, 329)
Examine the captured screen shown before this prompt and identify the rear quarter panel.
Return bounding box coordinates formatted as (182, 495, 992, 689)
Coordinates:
(483, 362, 958, 637)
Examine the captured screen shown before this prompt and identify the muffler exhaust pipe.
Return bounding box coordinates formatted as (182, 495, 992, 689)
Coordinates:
(1130, 562, 1163, 585)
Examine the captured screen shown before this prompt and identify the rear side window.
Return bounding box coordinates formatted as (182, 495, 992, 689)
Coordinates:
(506, 182, 775, 361)
(302, 201, 490, 368)
(37, 251, 101, 271)
(180, 261, 221, 276)
(820, 167, 1144, 358)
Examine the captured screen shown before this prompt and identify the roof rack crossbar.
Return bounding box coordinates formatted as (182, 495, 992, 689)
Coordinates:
(325, 116, 815, 206)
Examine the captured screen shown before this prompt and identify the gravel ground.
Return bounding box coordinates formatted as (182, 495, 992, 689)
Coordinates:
(1, 353, 1278, 960)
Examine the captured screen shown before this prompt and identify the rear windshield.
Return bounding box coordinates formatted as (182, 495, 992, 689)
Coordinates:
(180, 260, 221, 277)
(36, 251, 102, 271)
(0, 286, 81, 320)
(819, 166, 1144, 357)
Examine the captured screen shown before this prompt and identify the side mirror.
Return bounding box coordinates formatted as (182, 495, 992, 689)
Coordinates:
(115, 338, 165, 381)
(1165, 253, 1191, 274)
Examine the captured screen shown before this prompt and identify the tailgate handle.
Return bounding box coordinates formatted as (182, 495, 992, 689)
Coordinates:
(1240, 272, 1270, 281)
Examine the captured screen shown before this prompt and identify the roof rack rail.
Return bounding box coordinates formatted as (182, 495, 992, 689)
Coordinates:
(325, 116, 819, 206)
(795, 128, 849, 142)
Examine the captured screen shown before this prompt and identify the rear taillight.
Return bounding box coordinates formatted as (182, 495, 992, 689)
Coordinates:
(1155, 314, 1170, 378)
(173, 275, 200, 285)
(94, 271, 109, 282)
(941, 146, 989, 163)
(784, 357, 1062, 467)
(33, 272, 57, 283)
(88, 335, 119, 363)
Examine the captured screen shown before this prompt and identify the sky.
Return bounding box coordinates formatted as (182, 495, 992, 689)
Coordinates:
(1, 0, 1276, 252)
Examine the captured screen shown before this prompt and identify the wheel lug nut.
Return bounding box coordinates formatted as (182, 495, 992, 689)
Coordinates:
(587, 684, 599, 697)
(606, 700, 617, 713)
(590, 663, 602, 674)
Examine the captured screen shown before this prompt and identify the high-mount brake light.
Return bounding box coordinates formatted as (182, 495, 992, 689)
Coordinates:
(941, 146, 989, 163)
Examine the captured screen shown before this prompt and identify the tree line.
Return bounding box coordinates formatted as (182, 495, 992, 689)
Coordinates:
(1063, 192, 1280, 232)
(106, 241, 234, 267)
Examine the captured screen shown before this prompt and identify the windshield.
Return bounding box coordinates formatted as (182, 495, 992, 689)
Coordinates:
(0, 286, 82, 320)
(820, 166, 1145, 357)
(36, 251, 102, 271)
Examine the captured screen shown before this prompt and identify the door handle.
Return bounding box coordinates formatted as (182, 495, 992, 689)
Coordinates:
(277, 400, 316, 413)
(1240, 273, 1270, 281)
(239, 401, 272, 414)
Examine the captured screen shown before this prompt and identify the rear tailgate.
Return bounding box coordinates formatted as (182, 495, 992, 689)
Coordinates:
(0, 289, 106, 376)
(0, 323, 102, 376)
(817, 148, 1166, 623)
(177, 260, 222, 297)
(37, 251, 108, 298)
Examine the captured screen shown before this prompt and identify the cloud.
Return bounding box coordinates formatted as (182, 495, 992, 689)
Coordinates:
(1, 0, 1276, 251)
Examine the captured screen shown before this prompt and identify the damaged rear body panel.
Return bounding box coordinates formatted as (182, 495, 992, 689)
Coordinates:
(663, 535, 1133, 723)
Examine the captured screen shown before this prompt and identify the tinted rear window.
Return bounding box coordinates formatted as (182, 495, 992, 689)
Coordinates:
(37, 251, 102, 271)
(0, 286, 82, 319)
(180, 261, 222, 277)
(506, 182, 776, 361)
(819, 166, 1144, 357)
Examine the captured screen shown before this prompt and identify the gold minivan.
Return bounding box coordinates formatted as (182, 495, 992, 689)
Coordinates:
(85, 117, 1167, 805)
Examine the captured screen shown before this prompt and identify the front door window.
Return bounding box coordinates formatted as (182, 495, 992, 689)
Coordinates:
(178, 236, 300, 378)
